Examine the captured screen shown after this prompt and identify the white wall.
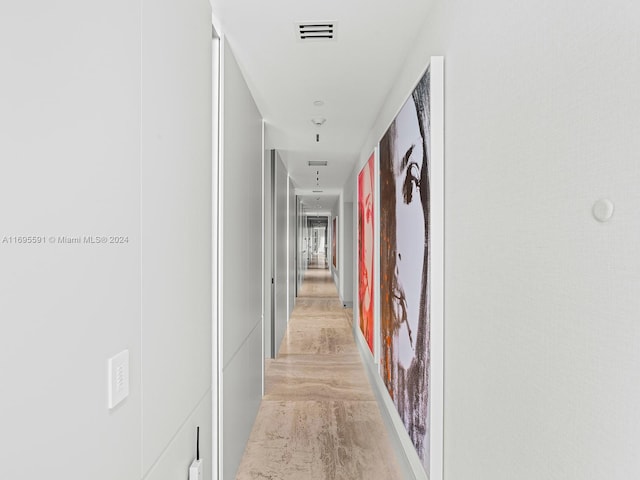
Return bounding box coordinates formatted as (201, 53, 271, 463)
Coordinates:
(330, 204, 340, 287)
(342, 203, 354, 307)
(0, 1, 141, 477)
(339, 192, 355, 308)
(342, 171, 357, 310)
(297, 198, 307, 292)
(263, 149, 273, 358)
(273, 151, 289, 354)
(0, 0, 213, 478)
(141, 0, 213, 478)
(288, 177, 297, 315)
(220, 38, 264, 480)
(345, 166, 361, 329)
(358, 1, 640, 479)
(263, 148, 290, 358)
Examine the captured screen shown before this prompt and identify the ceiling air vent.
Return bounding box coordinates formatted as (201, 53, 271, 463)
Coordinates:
(308, 161, 328, 167)
(313, 190, 324, 193)
(297, 22, 336, 41)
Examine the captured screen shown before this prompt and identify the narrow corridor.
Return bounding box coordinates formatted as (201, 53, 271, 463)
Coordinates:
(235, 267, 403, 479)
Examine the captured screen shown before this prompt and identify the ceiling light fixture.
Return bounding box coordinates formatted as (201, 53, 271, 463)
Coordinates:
(311, 117, 326, 126)
(313, 100, 324, 107)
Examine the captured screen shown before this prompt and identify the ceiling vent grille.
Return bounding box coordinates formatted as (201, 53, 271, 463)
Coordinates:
(308, 161, 328, 167)
(297, 22, 336, 41)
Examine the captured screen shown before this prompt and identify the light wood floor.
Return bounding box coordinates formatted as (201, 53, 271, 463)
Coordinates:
(235, 267, 402, 480)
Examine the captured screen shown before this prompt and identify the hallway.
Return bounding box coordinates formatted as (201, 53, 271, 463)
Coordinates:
(235, 268, 403, 479)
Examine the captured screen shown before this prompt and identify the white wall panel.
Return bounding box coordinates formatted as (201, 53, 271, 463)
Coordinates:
(221, 324, 263, 479)
(263, 149, 273, 358)
(2, 1, 214, 478)
(140, 0, 212, 474)
(359, 1, 640, 479)
(220, 38, 264, 479)
(0, 1, 141, 477)
(288, 177, 296, 315)
(297, 198, 306, 292)
(340, 201, 354, 307)
(144, 392, 212, 480)
(220, 40, 263, 367)
(330, 201, 340, 288)
(273, 152, 289, 354)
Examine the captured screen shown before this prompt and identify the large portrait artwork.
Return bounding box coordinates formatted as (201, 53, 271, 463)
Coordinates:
(358, 152, 375, 353)
(380, 66, 432, 471)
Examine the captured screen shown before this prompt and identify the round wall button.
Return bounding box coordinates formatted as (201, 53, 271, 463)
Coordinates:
(592, 198, 614, 223)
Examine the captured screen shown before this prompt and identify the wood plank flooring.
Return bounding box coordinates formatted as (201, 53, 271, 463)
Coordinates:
(235, 268, 402, 480)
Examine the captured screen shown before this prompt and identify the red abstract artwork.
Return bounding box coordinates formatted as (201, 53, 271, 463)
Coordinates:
(358, 153, 375, 353)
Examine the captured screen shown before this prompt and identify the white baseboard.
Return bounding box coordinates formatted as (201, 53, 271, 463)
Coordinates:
(340, 299, 353, 308)
(354, 327, 428, 480)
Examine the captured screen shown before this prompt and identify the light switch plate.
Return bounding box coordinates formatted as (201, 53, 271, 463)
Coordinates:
(108, 349, 129, 409)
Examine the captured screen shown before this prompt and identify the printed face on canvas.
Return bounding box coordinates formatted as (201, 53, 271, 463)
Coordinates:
(392, 95, 426, 370)
(379, 64, 433, 475)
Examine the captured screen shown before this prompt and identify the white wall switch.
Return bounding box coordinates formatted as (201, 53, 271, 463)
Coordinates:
(189, 459, 202, 480)
(108, 349, 129, 409)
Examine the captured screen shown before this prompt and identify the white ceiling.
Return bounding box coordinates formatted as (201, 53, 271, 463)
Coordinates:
(211, 0, 434, 214)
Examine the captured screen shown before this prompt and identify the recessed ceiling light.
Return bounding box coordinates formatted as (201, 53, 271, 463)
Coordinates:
(311, 117, 326, 126)
(313, 100, 324, 107)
